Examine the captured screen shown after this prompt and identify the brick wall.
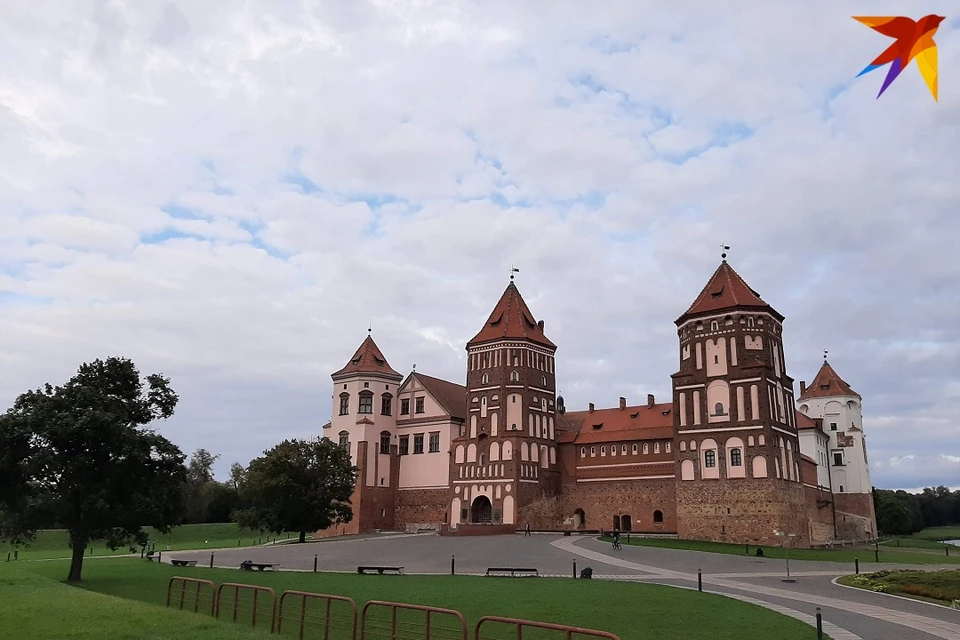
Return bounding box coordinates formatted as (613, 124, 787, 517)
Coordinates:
(396, 488, 448, 530)
(834, 492, 877, 540)
(804, 484, 836, 544)
(677, 478, 809, 546)
(560, 478, 677, 533)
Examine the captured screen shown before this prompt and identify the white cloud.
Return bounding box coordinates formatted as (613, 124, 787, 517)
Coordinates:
(0, 1, 957, 489)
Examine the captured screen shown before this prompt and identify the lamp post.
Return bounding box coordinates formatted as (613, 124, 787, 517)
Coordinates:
(775, 530, 797, 583)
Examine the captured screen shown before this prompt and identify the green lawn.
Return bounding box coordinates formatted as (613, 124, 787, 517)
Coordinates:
(2, 523, 299, 561)
(903, 526, 960, 543)
(601, 535, 960, 565)
(837, 569, 960, 608)
(16, 558, 830, 640)
(0, 565, 272, 640)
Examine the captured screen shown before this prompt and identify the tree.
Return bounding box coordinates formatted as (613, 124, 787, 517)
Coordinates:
(235, 438, 356, 543)
(0, 357, 186, 582)
(184, 448, 221, 523)
(187, 448, 220, 484)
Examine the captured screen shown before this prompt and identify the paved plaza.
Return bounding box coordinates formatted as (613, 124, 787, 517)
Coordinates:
(168, 533, 960, 640)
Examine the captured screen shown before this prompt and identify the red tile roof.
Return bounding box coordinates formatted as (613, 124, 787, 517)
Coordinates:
(800, 453, 817, 464)
(559, 402, 674, 444)
(798, 361, 860, 400)
(411, 372, 467, 421)
(795, 411, 820, 429)
(332, 334, 403, 380)
(677, 261, 782, 324)
(468, 281, 556, 348)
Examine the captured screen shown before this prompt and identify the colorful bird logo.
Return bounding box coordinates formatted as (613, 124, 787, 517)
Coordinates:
(853, 15, 945, 101)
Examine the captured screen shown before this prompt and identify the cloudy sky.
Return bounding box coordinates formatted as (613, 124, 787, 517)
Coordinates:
(1, 1, 957, 490)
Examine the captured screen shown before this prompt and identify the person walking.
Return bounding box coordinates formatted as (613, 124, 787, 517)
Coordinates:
(524, 523, 531, 537)
(612, 529, 621, 550)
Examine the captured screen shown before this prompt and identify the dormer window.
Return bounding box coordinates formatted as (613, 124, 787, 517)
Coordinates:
(592, 423, 603, 430)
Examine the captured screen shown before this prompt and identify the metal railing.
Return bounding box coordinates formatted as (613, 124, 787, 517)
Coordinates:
(474, 615, 621, 640)
(166, 576, 216, 616)
(216, 581, 278, 633)
(360, 600, 469, 640)
(277, 590, 358, 640)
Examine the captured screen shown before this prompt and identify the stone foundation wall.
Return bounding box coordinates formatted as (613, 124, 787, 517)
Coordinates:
(560, 478, 677, 533)
(835, 492, 877, 540)
(804, 484, 837, 544)
(677, 478, 809, 547)
(396, 488, 448, 530)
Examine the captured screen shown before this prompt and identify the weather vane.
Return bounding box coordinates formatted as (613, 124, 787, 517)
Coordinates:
(510, 265, 520, 281)
(721, 244, 730, 261)
(824, 350, 828, 361)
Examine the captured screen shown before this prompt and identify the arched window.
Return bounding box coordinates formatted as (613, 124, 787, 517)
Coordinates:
(600, 446, 606, 456)
(590, 446, 596, 456)
(730, 448, 742, 467)
(339, 393, 350, 416)
(611, 446, 617, 457)
(381, 393, 393, 416)
(580, 447, 586, 457)
(379, 431, 391, 454)
(643, 443, 649, 454)
(653, 510, 664, 523)
(747, 317, 755, 327)
(714, 402, 725, 416)
(665, 442, 672, 453)
(510, 371, 519, 381)
(621, 444, 627, 455)
(654, 442, 660, 454)
(704, 450, 716, 468)
(338, 430, 349, 448)
(710, 320, 719, 331)
(358, 391, 373, 414)
(632, 443, 638, 454)
(481, 373, 489, 384)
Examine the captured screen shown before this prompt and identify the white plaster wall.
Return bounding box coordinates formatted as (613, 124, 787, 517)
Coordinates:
(797, 395, 872, 494)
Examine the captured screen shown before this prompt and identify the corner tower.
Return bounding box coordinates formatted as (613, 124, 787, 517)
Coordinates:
(672, 259, 808, 546)
(448, 276, 560, 530)
(798, 360, 877, 539)
(325, 332, 403, 535)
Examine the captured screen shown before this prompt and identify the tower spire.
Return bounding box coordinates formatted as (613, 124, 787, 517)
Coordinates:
(721, 244, 730, 262)
(824, 349, 828, 362)
(510, 265, 519, 281)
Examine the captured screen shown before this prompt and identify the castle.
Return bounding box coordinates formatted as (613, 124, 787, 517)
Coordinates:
(321, 260, 877, 546)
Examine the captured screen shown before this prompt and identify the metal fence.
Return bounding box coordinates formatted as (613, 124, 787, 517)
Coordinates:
(277, 590, 359, 640)
(215, 581, 279, 633)
(166, 576, 216, 616)
(359, 600, 469, 640)
(474, 615, 621, 640)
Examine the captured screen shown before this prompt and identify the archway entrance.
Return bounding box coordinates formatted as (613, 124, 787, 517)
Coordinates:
(573, 508, 586, 529)
(471, 496, 492, 524)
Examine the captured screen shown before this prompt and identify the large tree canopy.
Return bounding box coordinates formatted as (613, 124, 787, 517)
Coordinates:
(0, 357, 187, 581)
(235, 438, 356, 543)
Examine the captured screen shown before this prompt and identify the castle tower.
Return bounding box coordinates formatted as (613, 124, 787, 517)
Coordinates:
(448, 277, 560, 529)
(671, 259, 808, 546)
(326, 332, 403, 534)
(798, 360, 877, 539)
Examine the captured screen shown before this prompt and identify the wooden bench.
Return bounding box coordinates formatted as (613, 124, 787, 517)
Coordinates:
(486, 567, 539, 577)
(357, 566, 404, 575)
(170, 559, 198, 567)
(145, 551, 160, 562)
(240, 561, 276, 571)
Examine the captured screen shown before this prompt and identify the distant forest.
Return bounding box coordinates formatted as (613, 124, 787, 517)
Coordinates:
(873, 486, 960, 536)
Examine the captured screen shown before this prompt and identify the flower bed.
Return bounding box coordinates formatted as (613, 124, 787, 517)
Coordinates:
(840, 569, 960, 608)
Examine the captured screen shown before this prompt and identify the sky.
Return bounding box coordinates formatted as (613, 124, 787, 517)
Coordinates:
(1, 1, 958, 491)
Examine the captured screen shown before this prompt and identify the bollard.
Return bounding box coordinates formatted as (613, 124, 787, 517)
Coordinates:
(698, 569, 702, 592)
(158, 551, 162, 563)
(573, 560, 577, 579)
(816, 607, 823, 639)
(451, 555, 455, 575)
(626, 532, 630, 544)
(874, 545, 879, 563)
(946, 546, 950, 557)
(210, 553, 214, 568)
(855, 557, 859, 574)
(314, 555, 318, 572)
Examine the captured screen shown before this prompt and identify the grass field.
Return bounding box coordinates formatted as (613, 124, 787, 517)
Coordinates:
(13, 558, 831, 640)
(2, 523, 299, 561)
(838, 569, 960, 608)
(1, 566, 273, 640)
(600, 535, 960, 565)
(904, 526, 960, 542)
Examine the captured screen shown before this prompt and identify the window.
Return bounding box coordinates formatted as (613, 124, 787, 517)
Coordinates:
(429, 432, 440, 453)
(704, 450, 716, 468)
(653, 510, 664, 523)
(643, 443, 649, 454)
(747, 317, 755, 327)
(414, 434, 424, 454)
(339, 394, 350, 415)
(711, 321, 719, 331)
(714, 355, 719, 364)
(379, 431, 391, 454)
(481, 373, 488, 384)
(399, 435, 409, 455)
(358, 392, 373, 414)
(632, 444, 638, 454)
(590, 446, 596, 456)
(459, 424, 465, 437)
(381, 394, 392, 415)
(611, 446, 617, 457)
(338, 431, 349, 448)
(415, 397, 425, 414)
(830, 422, 837, 431)
(600, 446, 606, 456)
(510, 371, 519, 381)
(833, 452, 843, 466)
(839, 485, 844, 492)
(400, 398, 410, 415)
(654, 442, 660, 454)
(542, 376, 546, 385)
(666, 442, 672, 453)
(714, 402, 726, 416)
(621, 444, 627, 455)
(363, 382, 369, 388)
(730, 448, 742, 467)
(580, 447, 586, 457)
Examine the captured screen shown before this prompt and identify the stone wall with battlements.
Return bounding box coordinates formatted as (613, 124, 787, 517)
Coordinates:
(560, 477, 677, 533)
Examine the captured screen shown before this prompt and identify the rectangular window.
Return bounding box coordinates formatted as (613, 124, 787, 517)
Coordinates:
(415, 397, 425, 414)
(339, 395, 349, 415)
(359, 394, 373, 414)
(381, 395, 392, 416)
(731, 448, 742, 466)
(379, 432, 390, 454)
(338, 432, 349, 448)
(414, 434, 424, 454)
(830, 422, 837, 431)
(400, 399, 410, 415)
(833, 452, 843, 466)
(398, 435, 409, 456)
(429, 432, 440, 453)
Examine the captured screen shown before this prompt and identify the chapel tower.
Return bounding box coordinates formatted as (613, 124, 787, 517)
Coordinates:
(671, 258, 808, 545)
(448, 275, 561, 529)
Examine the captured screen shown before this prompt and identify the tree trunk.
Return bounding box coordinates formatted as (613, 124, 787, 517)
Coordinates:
(67, 537, 86, 582)
(299, 530, 306, 544)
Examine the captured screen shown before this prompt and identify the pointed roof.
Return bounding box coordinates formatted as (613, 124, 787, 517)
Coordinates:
(468, 281, 556, 348)
(677, 260, 782, 324)
(798, 361, 860, 400)
(331, 334, 403, 381)
(407, 372, 467, 421)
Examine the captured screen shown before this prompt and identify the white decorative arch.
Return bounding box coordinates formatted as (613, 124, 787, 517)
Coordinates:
(700, 438, 719, 479)
(455, 445, 465, 463)
(725, 436, 745, 478)
(470, 415, 478, 438)
(451, 497, 462, 523)
(491, 412, 498, 436)
(467, 443, 477, 463)
(540, 446, 549, 468)
(502, 495, 515, 524)
(681, 459, 695, 480)
(752, 455, 768, 478)
(490, 441, 500, 462)
(502, 441, 513, 459)
(549, 447, 556, 464)
(531, 444, 539, 463)
(521, 442, 529, 461)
